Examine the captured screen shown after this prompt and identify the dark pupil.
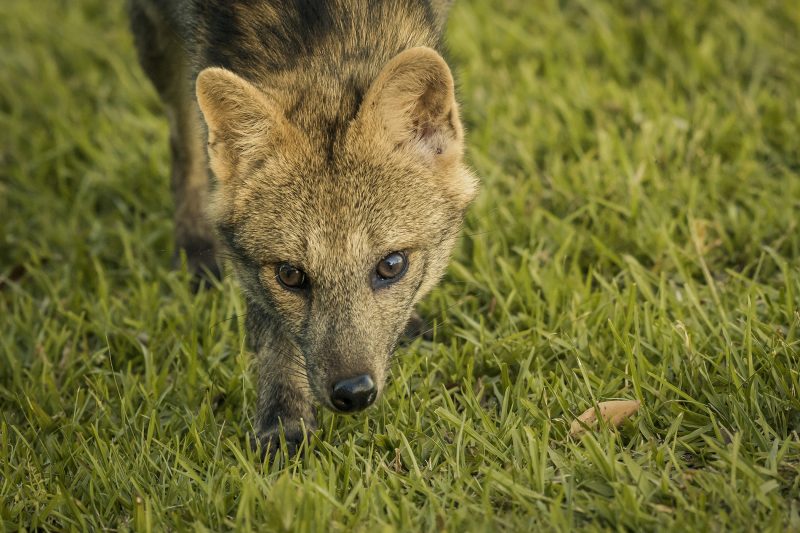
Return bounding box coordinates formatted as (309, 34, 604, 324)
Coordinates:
(377, 253, 405, 279)
(278, 264, 305, 288)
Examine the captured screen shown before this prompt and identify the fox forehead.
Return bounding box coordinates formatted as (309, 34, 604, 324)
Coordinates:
(221, 146, 459, 263)
(229, 181, 450, 269)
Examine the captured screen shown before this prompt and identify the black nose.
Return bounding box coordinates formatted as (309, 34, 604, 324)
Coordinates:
(330, 374, 377, 413)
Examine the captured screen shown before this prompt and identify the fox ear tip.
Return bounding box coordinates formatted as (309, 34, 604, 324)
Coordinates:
(196, 67, 236, 103)
(197, 66, 235, 84)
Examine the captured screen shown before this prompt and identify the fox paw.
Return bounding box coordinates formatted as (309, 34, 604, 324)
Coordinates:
(401, 311, 433, 342)
(173, 238, 221, 291)
(250, 424, 314, 461)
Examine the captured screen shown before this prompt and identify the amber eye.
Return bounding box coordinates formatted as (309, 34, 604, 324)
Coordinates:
(375, 252, 408, 283)
(276, 263, 307, 290)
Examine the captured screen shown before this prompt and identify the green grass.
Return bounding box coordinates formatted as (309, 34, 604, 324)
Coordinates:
(2, 0, 799, 530)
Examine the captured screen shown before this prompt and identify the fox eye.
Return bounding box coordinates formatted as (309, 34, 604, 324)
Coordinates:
(374, 252, 408, 285)
(276, 263, 308, 290)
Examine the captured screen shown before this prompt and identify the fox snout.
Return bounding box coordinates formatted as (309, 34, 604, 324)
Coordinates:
(329, 374, 377, 413)
(308, 346, 389, 415)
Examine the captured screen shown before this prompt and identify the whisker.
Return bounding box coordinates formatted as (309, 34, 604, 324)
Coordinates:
(208, 312, 249, 331)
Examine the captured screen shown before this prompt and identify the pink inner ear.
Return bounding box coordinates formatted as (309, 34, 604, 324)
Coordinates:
(421, 125, 444, 154)
(411, 107, 451, 155)
(418, 122, 435, 141)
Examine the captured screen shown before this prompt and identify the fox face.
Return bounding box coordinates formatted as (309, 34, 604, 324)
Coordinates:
(196, 47, 477, 416)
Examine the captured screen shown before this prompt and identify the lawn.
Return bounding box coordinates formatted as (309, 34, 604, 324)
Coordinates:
(2, 0, 799, 530)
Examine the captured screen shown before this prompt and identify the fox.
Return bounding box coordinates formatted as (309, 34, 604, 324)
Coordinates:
(128, 0, 478, 456)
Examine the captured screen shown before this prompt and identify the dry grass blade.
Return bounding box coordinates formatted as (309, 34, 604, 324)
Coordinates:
(569, 400, 641, 437)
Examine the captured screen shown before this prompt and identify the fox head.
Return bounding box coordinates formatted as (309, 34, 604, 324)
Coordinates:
(196, 47, 477, 413)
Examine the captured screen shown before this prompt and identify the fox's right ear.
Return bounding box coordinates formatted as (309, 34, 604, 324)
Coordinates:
(195, 67, 286, 183)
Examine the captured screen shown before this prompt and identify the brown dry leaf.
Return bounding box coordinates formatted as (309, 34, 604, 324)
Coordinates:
(569, 400, 641, 436)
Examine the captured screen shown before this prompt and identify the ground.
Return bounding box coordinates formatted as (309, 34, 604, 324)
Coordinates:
(1, 0, 799, 530)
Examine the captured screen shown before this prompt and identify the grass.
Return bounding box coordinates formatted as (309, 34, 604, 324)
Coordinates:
(2, 0, 799, 530)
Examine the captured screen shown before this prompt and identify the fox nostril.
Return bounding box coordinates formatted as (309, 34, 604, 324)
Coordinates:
(330, 374, 376, 413)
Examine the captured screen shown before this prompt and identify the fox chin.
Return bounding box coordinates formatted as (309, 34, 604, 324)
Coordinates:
(129, 0, 478, 456)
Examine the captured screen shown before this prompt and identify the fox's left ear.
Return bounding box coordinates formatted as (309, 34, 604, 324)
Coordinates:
(358, 47, 477, 205)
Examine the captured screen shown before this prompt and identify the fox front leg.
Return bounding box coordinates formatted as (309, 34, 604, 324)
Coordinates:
(251, 342, 317, 459)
